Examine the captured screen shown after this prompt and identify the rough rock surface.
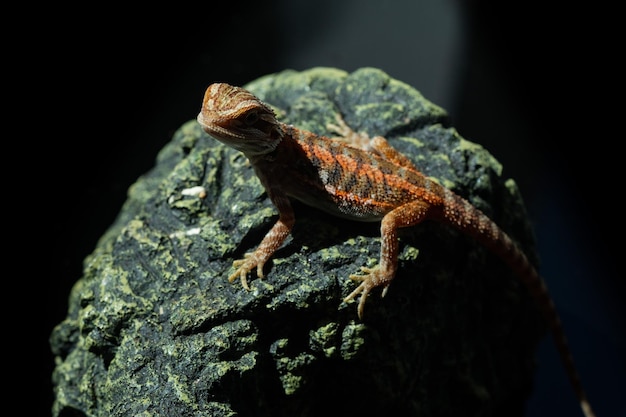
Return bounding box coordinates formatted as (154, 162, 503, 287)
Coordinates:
(50, 67, 543, 417)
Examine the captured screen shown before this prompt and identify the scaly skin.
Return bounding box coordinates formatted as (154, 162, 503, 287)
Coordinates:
(197, 82, 595, 417)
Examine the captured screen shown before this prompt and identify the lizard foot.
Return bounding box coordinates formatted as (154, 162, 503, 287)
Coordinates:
(343, 266, 392, 319)
(228, 252, 266, 290)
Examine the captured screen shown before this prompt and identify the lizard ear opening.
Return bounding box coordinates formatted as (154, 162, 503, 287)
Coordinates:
(269, 125, 283, 141)
(244, 111, 259, 126)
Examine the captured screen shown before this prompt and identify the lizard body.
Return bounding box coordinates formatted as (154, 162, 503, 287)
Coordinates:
(197, 82, 595, 417)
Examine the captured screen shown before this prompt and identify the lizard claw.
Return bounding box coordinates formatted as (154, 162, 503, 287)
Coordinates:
(228, 252, 265, 290)
(343, 266, 391, 319)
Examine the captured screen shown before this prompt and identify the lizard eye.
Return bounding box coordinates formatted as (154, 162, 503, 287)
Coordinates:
(243, 111, 259, 126)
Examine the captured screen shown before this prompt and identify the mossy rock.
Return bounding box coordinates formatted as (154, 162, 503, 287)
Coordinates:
(50, 67, 542, 417)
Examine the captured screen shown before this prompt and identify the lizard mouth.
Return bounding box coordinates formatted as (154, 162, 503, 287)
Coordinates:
(197, 113, 246, 141)
(196, 112, 281, 156)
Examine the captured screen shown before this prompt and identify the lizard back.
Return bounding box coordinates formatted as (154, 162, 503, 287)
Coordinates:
(259, 124, 448, 222)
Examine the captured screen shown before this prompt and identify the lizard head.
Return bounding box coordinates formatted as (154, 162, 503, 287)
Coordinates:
(197, 83, 284, 156)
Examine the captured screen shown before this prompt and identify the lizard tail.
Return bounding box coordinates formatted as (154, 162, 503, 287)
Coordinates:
(439, 189, 595, 417)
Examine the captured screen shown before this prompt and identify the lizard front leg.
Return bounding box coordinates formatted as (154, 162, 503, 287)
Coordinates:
(344, 199, 431, 318)
(229, 188, 295, 289)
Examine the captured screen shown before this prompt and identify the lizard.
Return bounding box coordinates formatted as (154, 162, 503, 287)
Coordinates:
(196, 82, 595, 417)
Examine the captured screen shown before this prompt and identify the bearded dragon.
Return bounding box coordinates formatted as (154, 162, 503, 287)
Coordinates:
(196, 82, 595, 417)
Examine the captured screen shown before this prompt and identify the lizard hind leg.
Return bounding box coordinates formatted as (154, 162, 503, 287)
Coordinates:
(369, 136, 417, 170)
(327, 114, 417, 170)
(344, 200, 432, 319)
(326, 113, 373, 150)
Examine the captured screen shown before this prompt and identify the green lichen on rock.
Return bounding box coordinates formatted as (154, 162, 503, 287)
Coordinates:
(50, 67, 542, 417)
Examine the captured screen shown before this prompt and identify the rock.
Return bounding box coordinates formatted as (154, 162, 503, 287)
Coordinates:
(50, 67, 542, 417)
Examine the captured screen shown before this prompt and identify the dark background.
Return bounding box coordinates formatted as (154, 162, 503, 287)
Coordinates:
(26, 1, 623, 416)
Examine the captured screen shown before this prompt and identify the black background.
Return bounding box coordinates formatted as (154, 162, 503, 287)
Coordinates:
(22, 1, 623, 416)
